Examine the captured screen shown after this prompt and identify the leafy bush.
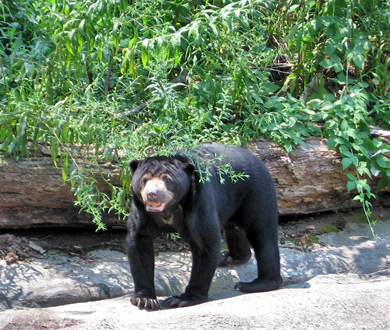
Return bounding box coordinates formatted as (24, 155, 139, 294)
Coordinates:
(0, 0, 389, 230)
(273, 0, 390, 236)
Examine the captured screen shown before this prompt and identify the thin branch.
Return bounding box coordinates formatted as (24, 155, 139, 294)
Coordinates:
(121, 68, 189, 117)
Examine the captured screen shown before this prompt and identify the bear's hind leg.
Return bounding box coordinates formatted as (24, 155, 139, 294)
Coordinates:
(219, 223, 252, 267)
(234, 237, 283, 293)
(234, 210, 282, 293)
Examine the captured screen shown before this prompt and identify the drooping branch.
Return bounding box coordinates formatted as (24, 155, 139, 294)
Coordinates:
(121, 69, 189, 117)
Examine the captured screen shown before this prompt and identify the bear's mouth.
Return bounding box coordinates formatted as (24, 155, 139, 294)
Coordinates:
(145, 201, 166, 212)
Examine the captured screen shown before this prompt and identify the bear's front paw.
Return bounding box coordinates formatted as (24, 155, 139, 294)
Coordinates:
(162, 296, 206, 309)
(161, 296, 189, 308)
(130, 294, 161, 311)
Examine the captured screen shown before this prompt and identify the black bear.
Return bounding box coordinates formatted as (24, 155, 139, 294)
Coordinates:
(126, 144, 282, 310)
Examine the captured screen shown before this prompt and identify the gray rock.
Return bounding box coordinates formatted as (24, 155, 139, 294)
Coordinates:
(1, 220, 390, 329)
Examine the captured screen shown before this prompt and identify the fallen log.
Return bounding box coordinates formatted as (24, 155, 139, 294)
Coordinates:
(249, 138, 390, 215)
(0, 138, 389, 229)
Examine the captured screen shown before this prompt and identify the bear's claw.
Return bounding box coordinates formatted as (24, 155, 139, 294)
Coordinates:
(162, 296, 207, 309)
(130, 296, 161, 311)
(162, 297, 188, 308)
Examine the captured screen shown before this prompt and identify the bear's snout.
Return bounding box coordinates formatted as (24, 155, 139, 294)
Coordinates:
(141, 178, 174, 212)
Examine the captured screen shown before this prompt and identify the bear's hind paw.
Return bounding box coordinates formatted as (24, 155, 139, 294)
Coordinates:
(219, 251, 251, 267)
(234, 278, 282, 293)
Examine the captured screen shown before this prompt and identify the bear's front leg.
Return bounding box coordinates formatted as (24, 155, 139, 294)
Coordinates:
(126, 233, 160, 310)
(162, 238, 221, 308)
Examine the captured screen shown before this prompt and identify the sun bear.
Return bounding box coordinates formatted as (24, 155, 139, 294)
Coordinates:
(126, 144, 282, 310)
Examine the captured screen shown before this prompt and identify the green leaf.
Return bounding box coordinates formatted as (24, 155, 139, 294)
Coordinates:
(339, 145, 353, 158)
(285, 24, 299, 41)
(327, 136, 337, 150)
(62, 155, 69, 184)
(340, 119, 349, 131)
(66, 40, 75, 55)
(374, 154, 390, 169)
(51, 141, 58, 168)
(320, 58, 333, 69)
(141, 47, 148, 67)
(334, 136, 350, 146)
(357, 163, 372, 178)
(352, 194, 364, 202)
(320, 55, 343, 72)
(347, 180, 356, 192)
(353, 144, 371, 159)
(113, 22, 120, 34)
(342, 157, 353, 170)
(78, 19, 85, 32)
(346, 128, 360, 139)
(351, 52, 365, 69)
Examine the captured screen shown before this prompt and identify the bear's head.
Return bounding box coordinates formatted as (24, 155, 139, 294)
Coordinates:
(130, 156, 196, 213)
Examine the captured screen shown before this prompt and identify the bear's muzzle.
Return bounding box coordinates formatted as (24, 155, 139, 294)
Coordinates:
(141, 178, 174, 212)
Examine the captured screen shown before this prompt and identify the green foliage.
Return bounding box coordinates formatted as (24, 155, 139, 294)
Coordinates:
(305, 233, 319, 246)
(166, 233, 180, 242)
(321, 224, 338, 235)
(0, 0, 389, 231)
(270, 0, 390, 237)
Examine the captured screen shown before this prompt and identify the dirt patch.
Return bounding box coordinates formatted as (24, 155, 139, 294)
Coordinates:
(0, 234, 33, 264)
(278, 213, 347, 250)
(0, 228, 188, 265)
(1, 208, 387, 265)
(279, 207, 389, 248)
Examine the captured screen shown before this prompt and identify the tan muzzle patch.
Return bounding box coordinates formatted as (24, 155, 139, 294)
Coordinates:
(141, 178, 174, 212)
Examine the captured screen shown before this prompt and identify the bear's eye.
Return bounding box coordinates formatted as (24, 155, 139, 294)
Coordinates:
(162, 175, 173, 187)
(141, 177, 148, 186)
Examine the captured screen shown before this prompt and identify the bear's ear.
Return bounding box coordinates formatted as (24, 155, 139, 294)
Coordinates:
(129, 160, 140, 173)
(182, 162, 196, 175)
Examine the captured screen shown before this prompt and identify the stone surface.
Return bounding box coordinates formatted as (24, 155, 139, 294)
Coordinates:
(1, 219, 390, 330)
(1, 272, 389, 330)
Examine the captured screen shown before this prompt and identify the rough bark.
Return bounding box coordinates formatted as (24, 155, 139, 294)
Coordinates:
(0, 148, 121, 229)
(0, 138, 389, 229)
(249, 137, 390, 215)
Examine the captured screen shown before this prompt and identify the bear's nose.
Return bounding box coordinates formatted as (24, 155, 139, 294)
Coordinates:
(147, 191, 158, 200)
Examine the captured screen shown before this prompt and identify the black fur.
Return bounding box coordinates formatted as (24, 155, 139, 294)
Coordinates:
(126, 144, 282, 310)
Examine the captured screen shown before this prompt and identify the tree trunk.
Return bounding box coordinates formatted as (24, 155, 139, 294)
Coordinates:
(0, 138, 389, 229)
